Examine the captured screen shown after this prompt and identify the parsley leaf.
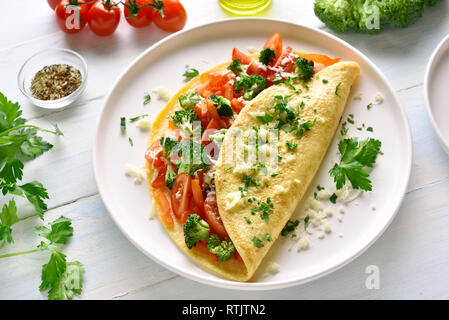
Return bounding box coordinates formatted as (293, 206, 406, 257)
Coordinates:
(0, 200, 19, 244)
(329, 138, 382, 191)
(47, 261, 84, 300)
(281, 219, 299, 236)
(183, 67, 199, 79)
(35, 216, 73, 245)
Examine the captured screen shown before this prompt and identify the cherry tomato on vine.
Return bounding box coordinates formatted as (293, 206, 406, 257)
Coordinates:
(47, 0, 60, 10)
(55, 0, 90, 34)
(152, 0, 187, 33)
(88, 0, 121, 36)
(123, 0, 153, 28)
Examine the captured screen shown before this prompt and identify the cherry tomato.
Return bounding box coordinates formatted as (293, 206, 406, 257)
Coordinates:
(171, 173, 192, 219)
(232, 48, 252, 64)
(153, 189, 174, 226)
(55, 0, 90, 34)
(263, 32, 283, 63)
(88, 0, 121, 36)
(124, 0, 153, 28)
(297, 52, 341, 67)
(48, 0, 60, 10)
(204, 192, 228, 239)
(152, 0, 187, 33)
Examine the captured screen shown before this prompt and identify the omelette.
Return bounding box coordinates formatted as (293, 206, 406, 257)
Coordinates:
(146, 33, 360, 281)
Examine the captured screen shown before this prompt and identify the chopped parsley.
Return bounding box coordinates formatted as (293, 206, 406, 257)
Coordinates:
(281, 219, 299, 236)
(286, 141, 298, 150)
(252, 236, 264, 248)
(144, 93, 151, 105)
(182, 67, 199, 78)
(129, 114, 149, 122)
(335, 82, 342, 97)
(329, 193, 337, 204)
(367, 103, 373, 110)
(322, 79, 328, 84)
(367, 126, 373, 132)
(251, 197, 273, 222)
(244, 217, 252, 225)
(120, 117, 126, 133)
(264, 233, 273, 242)
(256, 113, 274, 124)
(128, 137, 133, 146)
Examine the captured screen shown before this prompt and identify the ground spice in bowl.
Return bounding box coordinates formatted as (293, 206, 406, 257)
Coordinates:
(30, 64, 82, 101)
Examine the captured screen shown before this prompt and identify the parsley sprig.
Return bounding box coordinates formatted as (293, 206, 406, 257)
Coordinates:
(329, 138, 382, 191)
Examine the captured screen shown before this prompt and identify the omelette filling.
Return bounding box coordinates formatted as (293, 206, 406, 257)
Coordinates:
(145, 33, 342, 263)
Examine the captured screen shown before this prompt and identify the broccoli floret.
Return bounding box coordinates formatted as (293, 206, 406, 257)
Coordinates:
(373, 0, 424, 28)
(314, 0, 432, 34)
(259, 48, 276, 65)
(314, 0, 358, 33)
(183, 214, 210, 249)
(207, 234, 236, 261)
(160, 137, 179, 156)
(228, 59, 245, 75)
(234, 75, 268, 100)
(295, 57, 315, 81)
(178, 92, 202, 110)
(171, 109, 199, 139)
(425, 0, 441, 6)
(165, 165, 177, 189)
(209, 94, 234, 117)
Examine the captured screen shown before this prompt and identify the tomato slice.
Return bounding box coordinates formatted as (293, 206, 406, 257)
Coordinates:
(263, 32, 283, 63)
(206, 100, 226, 128)
(153, 189, 174, 226)
(231, 98, 245, 114)
(168, 119, 178, 130)
(171, 173, 192, 220)
(151, 167, 167, 189)
(145, 140, 164, 168)
(232, 48, 252, 64)
(191, 178, 205, 210)
(204, 192, 228, 239)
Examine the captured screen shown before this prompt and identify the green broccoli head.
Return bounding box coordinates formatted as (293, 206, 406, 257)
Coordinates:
(373, 0, 424, 28)
(207, 234, 236, 261)
(234, 75, 268, 100)
(183, 214, 210, 249)
(259, 48, 276, 65)
(165, 165, 177, 189)
(314, 0, 359, 33)
(228, 59, 245, 75)
(295, 57, 315, 81)
(314, 0, 433, 34)
(178, 92, 202, 110)
(171, 109, 198, 127)
(425, 0, 441, 6)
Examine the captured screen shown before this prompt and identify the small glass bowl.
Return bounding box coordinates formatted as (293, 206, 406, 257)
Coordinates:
(17, 48, 88, 109)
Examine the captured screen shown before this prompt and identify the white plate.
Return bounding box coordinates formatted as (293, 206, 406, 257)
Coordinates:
(93, 18, 412, 290)
(425, 34, 449, 155)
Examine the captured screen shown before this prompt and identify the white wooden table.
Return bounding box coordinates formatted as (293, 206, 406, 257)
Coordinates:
(1, 0, 449, 300)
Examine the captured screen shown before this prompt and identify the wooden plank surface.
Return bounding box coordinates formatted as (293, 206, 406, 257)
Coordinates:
(1, 0, 448, 299)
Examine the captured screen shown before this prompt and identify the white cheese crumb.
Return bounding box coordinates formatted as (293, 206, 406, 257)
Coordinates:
(273, 184, 289, 194)
(324, 207, 333, 217)
(152, 87, 171, 101)
(263, 261, 280, 277)
(317, 232, 325, 239)
(338, 233, 343, 238)
(246, 46, 258, 54)
(371, 204, 377, 211)
(317, 189, 332, 200)
(339, 206, 345, 214)
(297, 236, 310, 251)
(322, 221, 332, 233)
(124, 163, 147, 184)
(337, 215, 343, 222)
(135, 116, 152, 131)
(374, 92, 384, 104)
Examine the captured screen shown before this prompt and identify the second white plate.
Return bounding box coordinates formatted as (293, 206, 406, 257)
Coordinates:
(93, 18, 412, 290)
(425, 34, 449, 155)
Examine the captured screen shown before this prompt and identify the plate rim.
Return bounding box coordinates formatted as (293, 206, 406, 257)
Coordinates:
(424, 33, 449, 156)
(92, 17, 413, 291)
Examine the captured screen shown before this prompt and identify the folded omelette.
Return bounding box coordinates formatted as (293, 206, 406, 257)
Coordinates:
(146, 34, 360, 282)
